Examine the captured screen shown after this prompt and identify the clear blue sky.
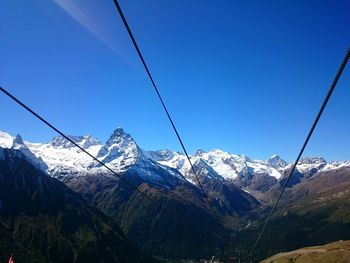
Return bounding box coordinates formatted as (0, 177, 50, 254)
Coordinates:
(1, 0, 349, 162)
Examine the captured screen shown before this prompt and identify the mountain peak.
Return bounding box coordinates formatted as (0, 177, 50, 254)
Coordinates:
(8, 134, 48, 171)
(111, 127, 129, 137)
(96, 128, 141, 169)
(267, 154, 287, 169)
(193, 158, 223, 180)
(12, 134, 24, 148)
(299, 157, 327, 165)
(51, 135, 75, 148)
(194, 149, 206, 157)
(51, 135, 101, 149)
(104, 128, 135, 147)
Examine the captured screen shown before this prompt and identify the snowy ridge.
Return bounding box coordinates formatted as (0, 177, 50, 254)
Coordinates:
(0, 129, 185, 185)
(27, 141, 102, 178)
(0, 132, 48, 170)
(51, 135, 101, 149)
(1, 129, 350, 188)
(322, 161, 350, 172)
(12, 134, 48, 171)
(146, 149, 282, 181)
(0, 131, 14, 148)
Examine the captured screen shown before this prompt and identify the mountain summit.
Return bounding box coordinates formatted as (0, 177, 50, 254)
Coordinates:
(11, 134, 48, 170)
(96, 128, 143, 169)
(267, 154, 288, 169)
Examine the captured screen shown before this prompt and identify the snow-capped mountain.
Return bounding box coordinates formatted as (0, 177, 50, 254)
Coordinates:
(267, 154, 288, 169)
(51, 135, 101, 149)
(96, 128, 143, 169)
(0, 132, 48, 170)
(145, 148, 282, 185)
(26, 136, 103, 178)
(11, 134, 48, 171)
(2, 129, 349, 261)
(0, 129, 186, 186)
(0, 131, 13, 148)
(1, 129, 349, 191)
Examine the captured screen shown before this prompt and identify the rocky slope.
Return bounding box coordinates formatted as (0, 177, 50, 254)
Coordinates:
(228, 165, 350, 261)
(1, 129, 350, 261)
(0, 147, 157, 263)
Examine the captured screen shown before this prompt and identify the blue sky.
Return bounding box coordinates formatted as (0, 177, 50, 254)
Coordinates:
(1, 0, 349, 161)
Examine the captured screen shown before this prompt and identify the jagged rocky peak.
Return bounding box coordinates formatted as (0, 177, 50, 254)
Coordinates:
(193, 158, 208, 170)
(267, 154, 288, 168)
(9, 134, 49, 171)
(115, 127, 128, 135)
(299, 157, 327, 165)
(193, 158, 222, 180)
(11, 134, 25, 148)
(96, 128, 142, 164)
(239, 154, 252, 163)
(51, 134, 101, 149)
(78, 135, 101, 148)
(194, 149, 206, 157)
(11, 134, 32, 152)
(51, 135, 71, 148)
(102, 128, 137, 150)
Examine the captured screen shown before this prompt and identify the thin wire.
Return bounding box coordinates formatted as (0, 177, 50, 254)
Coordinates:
(0, 86, 151, 201)
(250, 47, 350, 255)
(111, 0, 206, 195)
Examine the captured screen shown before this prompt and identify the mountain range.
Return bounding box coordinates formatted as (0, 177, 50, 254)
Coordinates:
(1, 128, 350, 262)
(1, 129, 348, 191)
